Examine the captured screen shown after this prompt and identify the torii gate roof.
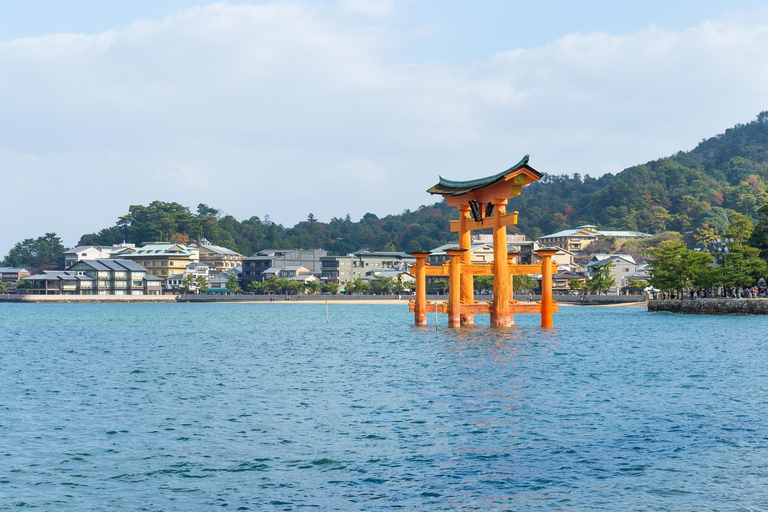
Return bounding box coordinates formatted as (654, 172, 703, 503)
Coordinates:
(426, 155, 542, 197)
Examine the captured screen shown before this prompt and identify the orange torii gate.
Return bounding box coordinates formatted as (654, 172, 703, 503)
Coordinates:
(409, 155, 558, 328)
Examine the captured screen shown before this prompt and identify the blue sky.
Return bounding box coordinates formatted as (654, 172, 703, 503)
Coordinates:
(2, 0, 768, 255)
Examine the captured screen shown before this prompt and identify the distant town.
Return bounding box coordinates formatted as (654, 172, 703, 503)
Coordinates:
(0, 225, 654, 298)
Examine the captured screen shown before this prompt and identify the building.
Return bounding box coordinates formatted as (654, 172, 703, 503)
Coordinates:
(241, 248, 328, 286)
(196, 240, 244, 271)
(320, 255, 354, 284)
(320, 251, 415, 286)
(585, 254, 638, 294)
(553, 271, 588, 294)
(111, 243, 200, 278)
(64, 243, 135, 268)
(22, 259, 162, 295)
(427, 242, 495, 265)
(165, 262, 214, 292)
(362, 269, 415, 287)
(0, 267, 30, 292)
(538, 225, 652, 254)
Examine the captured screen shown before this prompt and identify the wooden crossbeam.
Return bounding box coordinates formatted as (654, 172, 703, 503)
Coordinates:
(409, 301, 559, 315)
(449, 211, 518, 232)
(421, 262, 558, 277)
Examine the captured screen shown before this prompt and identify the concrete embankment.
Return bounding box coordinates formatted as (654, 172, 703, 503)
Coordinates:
(0, 295, 177, 303)
(0, 293, 648, 305)
(648, 299, 768, 315)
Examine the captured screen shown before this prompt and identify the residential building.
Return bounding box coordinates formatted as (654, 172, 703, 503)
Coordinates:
(321, 251, 415, 286)
(21, 271, 96, 295)
(22, 259, 162, 295)
(538, 225, 652, 254)
(362, 269, 415, 287)
(168, 263, 242, 293)
(195, 240, 244, 271)
(585, 253, 638, 294)
(64, 243, 135, 268)
(553, 271, 588, 294)
(0, 267, 30, 292)
(241, 248, 327, 286)
(427, 242, 495, 265)
(320, 255, 354, 284)
(111, 243, 200, 278)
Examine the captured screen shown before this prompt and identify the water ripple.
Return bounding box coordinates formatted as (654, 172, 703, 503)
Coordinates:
(2, 303, 768, 510)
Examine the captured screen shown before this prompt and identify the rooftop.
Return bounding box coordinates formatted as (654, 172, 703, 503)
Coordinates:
(71, 259, 148, 272)
(426, 155, 542, 196)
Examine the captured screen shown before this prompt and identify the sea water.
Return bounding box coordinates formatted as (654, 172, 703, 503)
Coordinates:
(1, 303, 768, 510)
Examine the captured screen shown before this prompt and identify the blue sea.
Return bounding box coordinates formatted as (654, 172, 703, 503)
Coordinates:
(1, 302, 768, 510)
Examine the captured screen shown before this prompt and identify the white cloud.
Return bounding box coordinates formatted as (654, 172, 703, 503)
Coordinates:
(340, 0, 396, 18)
(2, 2, 768, 255)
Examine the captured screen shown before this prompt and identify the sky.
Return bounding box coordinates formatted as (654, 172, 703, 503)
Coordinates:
(2, 0, 768, 256)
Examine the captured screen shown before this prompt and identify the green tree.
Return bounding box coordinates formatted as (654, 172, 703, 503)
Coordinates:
(277, 277, 290, 293)
(3, 233, 67, 272)
(181, 273, 196, 292)
(728, 212, 754, 246)
(584, 261, 615, 293)
(225, 274, 242, 293)
(474, 275, 494, 292)
(285, 280, 304, 295)
(263, 276, 281, 294)
(513, 274, 537, 293)
(305, 280, 321, 295)
(247, 280, 263, 293)
(346, 277, 369, 295)
(0, 282, 7, 293)
(368, 276, 394, 295)
(627, 279, 649, 290)
(426, 278, 449, 294)
(194, 275, 208, 293)
(649, 241, 712, 297)
(721, 245, 768, 290)
(393, 275, 410, 293)
(748, 203, 768, 259)
(568, 278, 583, 292)
(322, 282, 340, 295)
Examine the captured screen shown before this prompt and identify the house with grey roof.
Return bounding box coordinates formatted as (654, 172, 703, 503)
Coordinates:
(22, 259, 161, 295)
(196, 240, 244, 271)
(241, 248, 327, 287)
(320, 251, 415, 286)
(0, 267, 30, 292)
(110, 243, 200, 279)
(585, 254, 638, 294)
(64, 243, 135, 268)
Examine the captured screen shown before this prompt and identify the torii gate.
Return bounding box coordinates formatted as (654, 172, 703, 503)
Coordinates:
(409, 155, 558, 328)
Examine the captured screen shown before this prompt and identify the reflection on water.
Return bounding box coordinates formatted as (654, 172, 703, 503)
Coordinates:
(2, 303, 768, 510)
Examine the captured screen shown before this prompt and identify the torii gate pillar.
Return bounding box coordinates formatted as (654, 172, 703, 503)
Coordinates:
(490, 200, 512, 327)
(411, 251, 430, 326)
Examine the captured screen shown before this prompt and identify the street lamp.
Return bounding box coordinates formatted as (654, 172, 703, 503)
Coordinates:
(712, 237, 734, 297)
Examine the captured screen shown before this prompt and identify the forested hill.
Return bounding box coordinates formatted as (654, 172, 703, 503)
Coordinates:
(513, 112, 768, 239)
(77, 112, 768, 255)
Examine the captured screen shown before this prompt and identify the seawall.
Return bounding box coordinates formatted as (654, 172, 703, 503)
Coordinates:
(0, 295, 178, 303)
(648, 299, 768, 315)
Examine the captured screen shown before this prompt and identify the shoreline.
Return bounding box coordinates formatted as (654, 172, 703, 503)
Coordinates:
(1, 295, 646, 307)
